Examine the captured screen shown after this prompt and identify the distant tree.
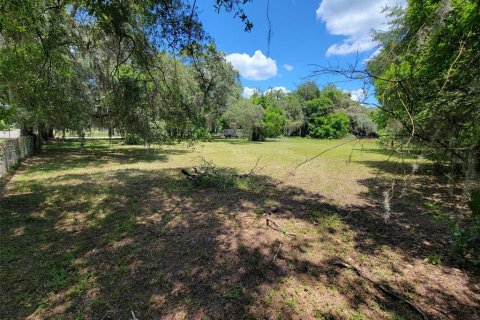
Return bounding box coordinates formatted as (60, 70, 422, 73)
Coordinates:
(295, 81, 321, 102)
(263, 107, 286, 138)
(222, 99, 265, 141)
(0, 0, 251, 143)
(276, 94, 304, 135)
(308, 112, 350, 139)
(344, 105, 378, 137)
(304, 97, 334, 118)
(320, 84, 353, 110)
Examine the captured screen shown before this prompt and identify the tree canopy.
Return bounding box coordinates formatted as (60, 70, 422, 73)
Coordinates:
(367, 0, 480, 169)
(0, 0, 247, 141)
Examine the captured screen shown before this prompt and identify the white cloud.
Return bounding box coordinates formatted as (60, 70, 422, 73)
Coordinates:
(266, 86, 290, 94)
(283, 64, 294, 72)
(316, 0, 406, 56)
(348, 89, 367, 102)
(225, 50, 278, 81)
(242, 87, 259, 98)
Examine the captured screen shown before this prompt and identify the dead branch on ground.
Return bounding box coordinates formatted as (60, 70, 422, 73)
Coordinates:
(332, 259, 429, 320)
(266, 218, 296, 238)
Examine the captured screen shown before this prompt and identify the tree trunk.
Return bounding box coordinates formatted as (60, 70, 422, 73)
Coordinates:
(20, 124, 30, 137)
(47, 126, 54, 140)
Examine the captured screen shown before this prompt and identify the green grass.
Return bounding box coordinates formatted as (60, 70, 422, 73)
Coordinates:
(1, 137, 477, 320)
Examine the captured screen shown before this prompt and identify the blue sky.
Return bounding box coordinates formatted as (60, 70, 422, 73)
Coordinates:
(196, 0, 405, 101)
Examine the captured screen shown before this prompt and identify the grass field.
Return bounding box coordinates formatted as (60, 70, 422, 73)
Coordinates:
(1, 138, 479, 319)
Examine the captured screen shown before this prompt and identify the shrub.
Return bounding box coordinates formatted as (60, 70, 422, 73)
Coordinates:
(193, 127, 213, 141)
(124, 133, 144, 145)
(450, 189, 480, 264)
(263, 107, 286, 138)
(308, 112, 350, 138)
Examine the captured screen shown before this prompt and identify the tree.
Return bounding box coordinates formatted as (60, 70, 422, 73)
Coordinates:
(345, 105, 378, 137)
(276, 94, 304, 136)
(222, 99, 265, 141)
(308, 112, 350, 139)
(320, 84, 354, 110)
(188, 44, 242, 136)
(304, 97, 334, 118)
(312, 0, 480, 169)
(263, 107, 286, 138)
(0, 0, 251, 143)
(295, 81, 321, 102)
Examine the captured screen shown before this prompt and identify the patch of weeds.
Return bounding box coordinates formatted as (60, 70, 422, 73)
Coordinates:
(449, 189, 480, 265)
(107, 272, 117, 286)
(113, 264, 129, 274)
(40, 252, 77, 291)
(111, 288, 121, 300)
(285, 297, 297, 312)
(223, 287, 253, 303)
(374, 270, 384, 279)
(319, 214, 342, 230)
(67, 271, 96, 298)
(368, 299, 381, 310)
(422, 200, 445, 221)
(265, 288, 275, 306)
(154, 270, 164, 283)
(329, 285, 338, 294)
(1, 247, 21, 263)
(310, 212, 343, 233)
(424, 253, 441, 265)
(236, 175, 259, 191)
(313, 309, 336, 320)
(254, 207, 266, 216)
(48, 267, 71, 289)
(121, 219, 135, 234)
(219, 255, 232, 265)
(90, 298, 105, 309)
(351, 315, 364, 320)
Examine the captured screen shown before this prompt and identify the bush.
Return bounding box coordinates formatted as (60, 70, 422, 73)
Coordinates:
(124, 133, 145, 145)
(193, 127, 213, 141)
(263, 107, 286, 138)
(450, 189, 480, 265)
(308, 112, 350, 138)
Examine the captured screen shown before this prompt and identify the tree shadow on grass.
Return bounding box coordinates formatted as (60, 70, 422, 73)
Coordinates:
(21, 143, 190, 175)
(211, 138, 277, 145)
(353, 144, 424, 160)
(1, 148, 479, 319)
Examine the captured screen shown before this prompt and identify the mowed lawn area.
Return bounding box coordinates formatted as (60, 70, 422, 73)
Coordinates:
(1, 138, 479, 319)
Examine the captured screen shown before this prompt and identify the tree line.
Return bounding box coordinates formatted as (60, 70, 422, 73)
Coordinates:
(0, 0, 249, 144)
(220, 82, 377, 141)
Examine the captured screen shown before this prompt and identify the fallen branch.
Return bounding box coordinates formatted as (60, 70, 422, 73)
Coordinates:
(332, 259, 429, 320)
(246, 155, 262, 176)
(181, 157, 263, 181)
(266, 218, 296, 238)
